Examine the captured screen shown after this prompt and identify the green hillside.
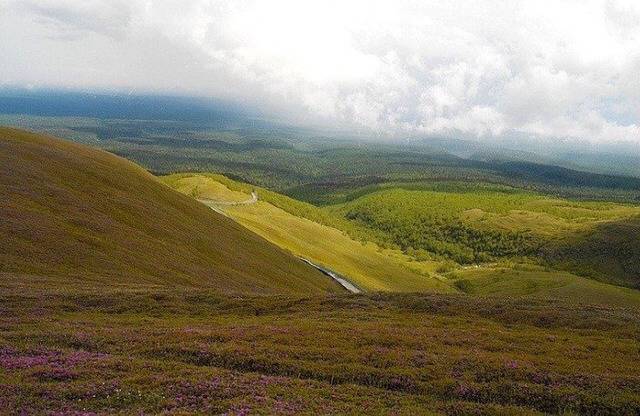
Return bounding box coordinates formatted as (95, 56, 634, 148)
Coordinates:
(543, 216, 640, 288)
(331, 187, 640, 288)
(161, 174, 453, 293)
(0, 127, 340, 295)
(161, 173, 640, 307)
(447, 265, 640, 308)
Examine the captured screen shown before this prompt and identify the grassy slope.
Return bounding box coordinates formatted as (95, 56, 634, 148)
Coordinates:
(0, 127, 340, 295)
(542, 216, 640, 288)
(161, 174, 453, 293)
(449, 265, 640, 308)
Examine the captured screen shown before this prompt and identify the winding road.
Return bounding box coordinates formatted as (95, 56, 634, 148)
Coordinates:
(198, 190, 362, 294)
(198, 191, 258, 217)
(299, 258, 362, 294)
(198, 191, 258, 206)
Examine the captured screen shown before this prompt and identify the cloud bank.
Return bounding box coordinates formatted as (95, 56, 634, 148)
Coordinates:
(1, 0, 639, 142)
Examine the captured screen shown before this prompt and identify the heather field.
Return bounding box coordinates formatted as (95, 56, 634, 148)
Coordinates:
(1, 275, 640, 415)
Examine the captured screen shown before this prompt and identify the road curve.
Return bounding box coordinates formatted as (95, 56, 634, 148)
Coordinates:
(198, 191, 258, 206)
(299, 257, 362, 294)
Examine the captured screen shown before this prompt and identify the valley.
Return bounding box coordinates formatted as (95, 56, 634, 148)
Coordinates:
(2, 127, 640, 415)
(162, 172, 640, 307)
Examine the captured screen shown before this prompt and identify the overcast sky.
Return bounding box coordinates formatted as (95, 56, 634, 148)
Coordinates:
(1, 0, 639, 142)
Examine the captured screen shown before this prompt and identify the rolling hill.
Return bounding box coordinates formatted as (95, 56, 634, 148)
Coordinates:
(161, 173, 640, 307)
(0, 127, 340, 295)
(331, 186, 640, 288)
(161, 173, 453, 293)
(6, 113, 640, 208)
(542, 215, 640, 288)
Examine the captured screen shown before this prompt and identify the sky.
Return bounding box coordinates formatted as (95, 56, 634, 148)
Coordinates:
(1, 0, 639, 143)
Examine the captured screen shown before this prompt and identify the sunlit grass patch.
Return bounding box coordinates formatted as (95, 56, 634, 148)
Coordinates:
(162, 173, 454, 293)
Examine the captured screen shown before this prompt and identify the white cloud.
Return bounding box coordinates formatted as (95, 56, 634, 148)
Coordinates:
(10, 0, 133, 39)
(1, 0, 639, 143)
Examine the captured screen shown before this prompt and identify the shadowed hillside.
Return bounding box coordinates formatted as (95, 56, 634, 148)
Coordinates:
(543, 216, 640, 289)
(0, 127, 340, 295)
